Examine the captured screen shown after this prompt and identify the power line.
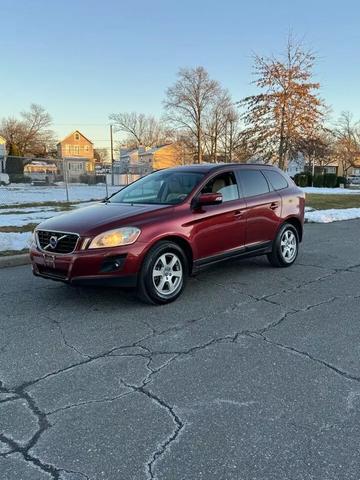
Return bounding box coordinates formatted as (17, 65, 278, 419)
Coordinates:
(52, 123, 111, 126)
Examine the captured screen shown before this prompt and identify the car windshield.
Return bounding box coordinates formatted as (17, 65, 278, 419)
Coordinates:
(108, 170, 204, 205)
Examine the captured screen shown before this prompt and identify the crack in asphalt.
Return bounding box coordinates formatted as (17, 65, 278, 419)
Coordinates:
(0, 380, 59, 478)
(257, 296, 338, 335)
(46, 391, 134, 416)
(246, 332, 360, 384)
(120, 379, 184, 480)
(48, 315, 91, 360)
(1, 259, 360, 478)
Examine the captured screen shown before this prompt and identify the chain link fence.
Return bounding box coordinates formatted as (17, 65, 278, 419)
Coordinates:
(0, 156, 142, 207)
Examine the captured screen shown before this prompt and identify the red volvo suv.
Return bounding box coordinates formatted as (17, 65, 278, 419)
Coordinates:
(30, 164, 305, 304)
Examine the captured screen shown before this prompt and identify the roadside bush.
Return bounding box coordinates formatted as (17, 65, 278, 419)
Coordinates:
(79, 174, 97, 184)
(324, 173, 337, 188)
(294, 172, 312, 187)
(336, 176, 347, 187)
(95, 175, 106, 184)
(312, 173, 338, 188)
(313, 174, 325, 187)
(8, 174, 32, 183)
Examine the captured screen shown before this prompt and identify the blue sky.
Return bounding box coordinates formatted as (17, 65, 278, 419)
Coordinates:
(1, 0, 360, 152)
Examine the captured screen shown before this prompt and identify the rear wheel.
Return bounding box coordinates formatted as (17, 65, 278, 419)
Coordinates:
(138, 241, 188, 304)
(267, 223, 299, 268)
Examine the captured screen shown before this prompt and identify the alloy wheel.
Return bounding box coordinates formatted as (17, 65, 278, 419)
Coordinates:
(280, 229, 297, 263)
(152, 252, 183, 296)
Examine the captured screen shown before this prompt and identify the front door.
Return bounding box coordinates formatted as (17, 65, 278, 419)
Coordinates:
(190, 171, 246, 260)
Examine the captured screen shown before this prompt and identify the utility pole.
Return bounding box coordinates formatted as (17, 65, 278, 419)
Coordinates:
(110, 124, 114, 186)
(63, 158, 69, 202)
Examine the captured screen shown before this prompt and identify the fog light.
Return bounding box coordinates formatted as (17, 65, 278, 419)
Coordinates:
(99, 254, 127, 273)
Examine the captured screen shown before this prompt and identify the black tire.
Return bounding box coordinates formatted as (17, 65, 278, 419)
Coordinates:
(138, 241, 188, 305)
(267, 223, 299, 268)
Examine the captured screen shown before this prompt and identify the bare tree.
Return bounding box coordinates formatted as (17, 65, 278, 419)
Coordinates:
(296, 130, 335, 173)
(0, 117, 26, 156)
(240, 36, 327, 169)
(222, 107, 241, 162)
(94, 148, 109, 164)
(164, 66, 221, 163)
(203, 89, 233, 162)
(333, 111, 360, 177)
(109, 112, 169, 148)
(0, 104, 54, 157)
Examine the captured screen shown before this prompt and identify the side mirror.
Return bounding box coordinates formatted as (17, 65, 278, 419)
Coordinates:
(196, 192, 223, 207)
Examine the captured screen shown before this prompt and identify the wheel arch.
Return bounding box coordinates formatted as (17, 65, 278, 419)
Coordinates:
(144, 235, 194, 273)
(282, 217, 303, 242)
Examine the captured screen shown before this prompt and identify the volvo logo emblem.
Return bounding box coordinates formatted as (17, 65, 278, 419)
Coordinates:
(49, 236, 58, 249)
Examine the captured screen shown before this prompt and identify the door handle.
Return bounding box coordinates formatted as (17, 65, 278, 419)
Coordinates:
(234, 210, 243, 217)
(270, 202, 279, 210)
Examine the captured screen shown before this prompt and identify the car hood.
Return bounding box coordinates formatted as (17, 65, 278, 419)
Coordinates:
(37, 202, 169, 236)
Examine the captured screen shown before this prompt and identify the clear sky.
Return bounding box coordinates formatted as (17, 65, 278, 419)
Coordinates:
(1, 0, 360, 153)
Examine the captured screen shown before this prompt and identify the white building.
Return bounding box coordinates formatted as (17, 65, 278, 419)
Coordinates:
(59, 157, 88, 182)
(286, 154, 305, 177)
(0, 136, 6, 173)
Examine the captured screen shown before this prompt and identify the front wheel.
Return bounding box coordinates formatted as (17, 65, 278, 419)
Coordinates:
(138, 241, 188, 304)
(267, 224, 299, 268)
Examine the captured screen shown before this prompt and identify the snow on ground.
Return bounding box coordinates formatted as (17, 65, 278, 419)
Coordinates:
(301, 187, 360, 195)
(0, 210, 65, 227)
(305, 208, 360, 223)
(1, 206, 57, 214)
(0, 184, 121, 206)
(0, 202, 97, 227)
(0, 232, 32, 252)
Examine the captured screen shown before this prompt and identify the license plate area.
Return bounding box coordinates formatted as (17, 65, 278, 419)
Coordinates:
(43, 253, 56, 268)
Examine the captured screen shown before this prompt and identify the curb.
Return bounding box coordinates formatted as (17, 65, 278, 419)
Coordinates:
(0, 254, 30, 269)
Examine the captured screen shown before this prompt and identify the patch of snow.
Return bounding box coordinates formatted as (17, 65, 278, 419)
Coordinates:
(1, 184, 121, 206)
(1, 206, 57, 214)
(0, 210, 65, 227)
(0, 202, 97, 227)
(301, 187, 360, 195)
(305, 208, 360, 223)
(0, 232, 32, 252)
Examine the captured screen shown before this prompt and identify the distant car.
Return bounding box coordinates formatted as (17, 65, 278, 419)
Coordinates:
(31, 180, 48, 186)
(0, 173, 10, 186)
(30, 164, 305, 304)
(348, 175, 360, 185)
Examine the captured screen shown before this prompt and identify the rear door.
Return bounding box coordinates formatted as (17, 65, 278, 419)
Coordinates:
(190, 170, 246, 260)
(236, 168, 282, 248)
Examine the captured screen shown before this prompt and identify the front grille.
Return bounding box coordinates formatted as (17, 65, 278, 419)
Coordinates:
(37, 266, 68, 280)
(36, 230, 79, 254)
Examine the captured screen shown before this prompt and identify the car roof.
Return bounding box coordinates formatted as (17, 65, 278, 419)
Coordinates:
(163, 163, 277, 174)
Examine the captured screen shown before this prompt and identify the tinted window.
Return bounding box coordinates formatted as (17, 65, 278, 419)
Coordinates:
(239, 170, 270, 198)
(201, 172, 239, 202)
(109, 170, 204, 205)
(263, 170, 288, 191)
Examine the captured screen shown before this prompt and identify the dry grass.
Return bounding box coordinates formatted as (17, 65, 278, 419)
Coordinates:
(306, 194, 360, 210)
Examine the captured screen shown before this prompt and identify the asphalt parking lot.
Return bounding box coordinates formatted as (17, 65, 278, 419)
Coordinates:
(1, 220, 360, 480)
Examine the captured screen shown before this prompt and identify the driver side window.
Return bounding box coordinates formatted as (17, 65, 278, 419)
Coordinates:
(201, 171, 239, 202)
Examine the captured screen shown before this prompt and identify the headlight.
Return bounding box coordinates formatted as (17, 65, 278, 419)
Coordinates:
(88, 227, 141, 249)
(29, 230, 37, 247)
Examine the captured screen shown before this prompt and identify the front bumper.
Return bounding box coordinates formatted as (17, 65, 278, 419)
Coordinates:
(30, 241, 148, 288)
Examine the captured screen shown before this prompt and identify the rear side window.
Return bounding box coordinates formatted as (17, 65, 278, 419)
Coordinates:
(263, 170, 288, 191)
(239, 170, 270, 198)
